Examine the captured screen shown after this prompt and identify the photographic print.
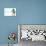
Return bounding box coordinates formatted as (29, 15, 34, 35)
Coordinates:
(4, 8, 16, 16)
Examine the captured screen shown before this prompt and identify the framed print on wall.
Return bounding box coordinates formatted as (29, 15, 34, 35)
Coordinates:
(4, 8, 16, 16)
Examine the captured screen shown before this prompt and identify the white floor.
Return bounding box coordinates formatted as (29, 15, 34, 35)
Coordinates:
(0, 44, 18, 46)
